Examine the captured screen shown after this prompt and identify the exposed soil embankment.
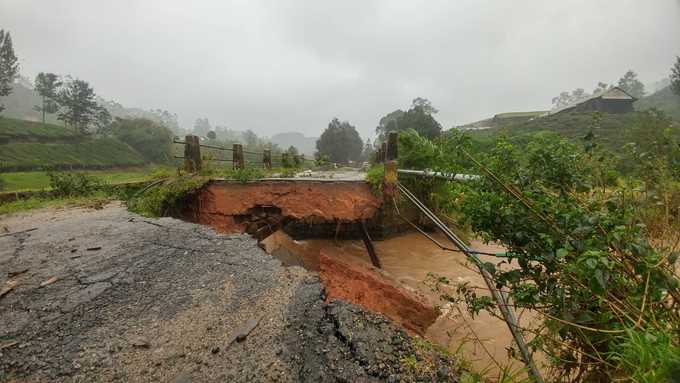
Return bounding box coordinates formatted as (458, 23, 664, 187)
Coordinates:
(319, 248, 439, 336)
(191, 180, 382, 237)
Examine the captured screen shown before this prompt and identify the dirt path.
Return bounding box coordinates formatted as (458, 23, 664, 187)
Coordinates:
(0, 204, 464, 382)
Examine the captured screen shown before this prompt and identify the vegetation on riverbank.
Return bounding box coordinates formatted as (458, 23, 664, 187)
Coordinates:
(395, 121, 680, 380)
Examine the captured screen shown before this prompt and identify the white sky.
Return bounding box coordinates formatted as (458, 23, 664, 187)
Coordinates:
(2, 0, 679, 138)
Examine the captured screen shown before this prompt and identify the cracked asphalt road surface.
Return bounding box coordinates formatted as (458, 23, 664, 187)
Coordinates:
(0, 203, 462, 382)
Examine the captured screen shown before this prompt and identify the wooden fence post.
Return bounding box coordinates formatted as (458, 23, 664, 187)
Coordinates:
(383, 132, 398, 199)
(380, 142, 387, 163)
(184, 135, 201, 172)
(263, 150, 272, 169)
(233, 144, 244, 169)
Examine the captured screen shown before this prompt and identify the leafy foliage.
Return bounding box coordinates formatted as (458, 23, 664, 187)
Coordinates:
(47, 171, 104, 197)
(316, 117, 363, 163)
(672, 56, 680, 97)
(57, 78, 108, 134)
(127, 176, 208, 217)
(111, 118, 173, 164)
(0, 29, 19, 113)
(376, 98, 442, 140)
(398, 128, 680, 379)
(618, 69, 646, 99)
(33, 72, 62, 123)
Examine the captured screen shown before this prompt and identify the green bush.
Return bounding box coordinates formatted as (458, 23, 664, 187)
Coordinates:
(127, 176, 208, 217)
(47, 171, 104, 197)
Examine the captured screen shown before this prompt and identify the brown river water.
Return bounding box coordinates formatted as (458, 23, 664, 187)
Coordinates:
(262, 231, 542, 377)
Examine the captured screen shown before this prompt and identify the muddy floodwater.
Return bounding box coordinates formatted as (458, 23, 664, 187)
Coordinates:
(263, 231, 539, 375)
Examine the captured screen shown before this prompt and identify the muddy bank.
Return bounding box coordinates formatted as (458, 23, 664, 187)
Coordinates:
(0, 204, 463, 382)
(190, 180, 382, 237)
(262, 230, 538, 374)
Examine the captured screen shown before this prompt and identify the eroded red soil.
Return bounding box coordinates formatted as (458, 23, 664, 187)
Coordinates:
(319, 247, 439, 336)
(193, 181, 381, 233)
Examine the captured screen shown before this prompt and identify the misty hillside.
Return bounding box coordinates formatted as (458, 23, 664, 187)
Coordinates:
(0, 80, 180, 132)
(269, 132, 318, 156)
(634, 85, 680, 121)
(0, 117, 145, 171)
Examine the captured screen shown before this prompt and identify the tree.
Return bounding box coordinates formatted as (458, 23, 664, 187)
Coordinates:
(375, 109, 404, 142)
(592, 82, 610, 95)
(57, 79, 100, 134)
(316, 118, 363, 163)
(361, 138, 374, 162)
(671, 56, 680, 97)
(376, 98, 442, 141)
(34, 72, 62, 123)
(411, 97, 438, 115)
(617, 70, 645, 98)
(193, 118, 211, 137)
(0, 29, 19, 113)
(93, 106, 112, 135)
(112, 118, 173, 163)
(206, 130, 217, 140)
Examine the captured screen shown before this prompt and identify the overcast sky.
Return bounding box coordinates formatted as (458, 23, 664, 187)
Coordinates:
(2, 0, 679, 138)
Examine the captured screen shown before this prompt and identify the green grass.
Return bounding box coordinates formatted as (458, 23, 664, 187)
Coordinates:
(0, 116, 78, 141)
(0, 193, 114, 216)
(466, 111, 679, 153)
(0, 116, 148, 171)
(0, 139, 146, 171)
(0, 166, 173, 192)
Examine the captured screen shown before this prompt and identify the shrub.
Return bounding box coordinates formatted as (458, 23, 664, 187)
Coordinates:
(47, 171, 104, 197)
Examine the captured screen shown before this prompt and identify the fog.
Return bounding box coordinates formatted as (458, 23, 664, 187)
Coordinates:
(2, 0, 679, 137)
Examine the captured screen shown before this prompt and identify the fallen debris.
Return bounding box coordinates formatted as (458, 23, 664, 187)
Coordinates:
(39, 276, 58, 288)
(226, 316, 262, 348)
(0, 340, 19, 350)
(129, 336, 150, 348)
(0, 280, 19, 299)
(0, 227, 37, 238)
(8, 268, 29, 277)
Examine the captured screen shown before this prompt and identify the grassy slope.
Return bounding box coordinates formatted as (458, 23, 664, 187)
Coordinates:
(0, 117, 145, 171)
(465, 111, 677, 153)
(635, 85, 680, 121)
(0, 168, 159, 192)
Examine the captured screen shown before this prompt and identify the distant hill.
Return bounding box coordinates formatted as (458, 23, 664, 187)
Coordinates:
(635, 85, 680, 121)
(0, 79, 180, 132)
(270, 132, 318, 156)
(0, 117, 145, 171)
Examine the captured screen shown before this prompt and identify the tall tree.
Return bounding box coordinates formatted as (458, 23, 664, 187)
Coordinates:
(376, 98, 442, 141)
(57, 79, 100, 134)
(361, 138, 374, 162)
(0, 29, 19, 113)
(617, 70, 645, 98)
(34, 72, 62, 123)
(316, 118, 363, 163)
(671, 56, 680, 97)
(375, 109, 404, 143)
(93, 105, 112, 135)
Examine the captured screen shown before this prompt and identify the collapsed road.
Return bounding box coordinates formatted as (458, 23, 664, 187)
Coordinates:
(0, 203, 464, 382)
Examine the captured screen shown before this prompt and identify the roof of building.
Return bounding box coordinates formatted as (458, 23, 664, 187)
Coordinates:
(550, 86, 637, 115)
